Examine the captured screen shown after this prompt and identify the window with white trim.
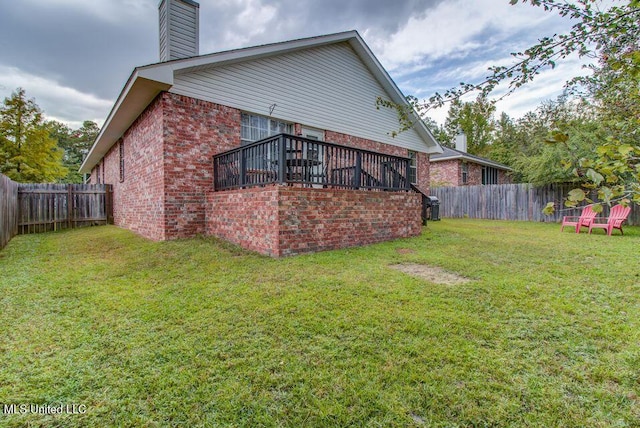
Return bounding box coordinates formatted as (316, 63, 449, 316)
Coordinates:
(241, 113, 292, 145)
(461, 162, 468, 184)
(408, 150, 417, 184)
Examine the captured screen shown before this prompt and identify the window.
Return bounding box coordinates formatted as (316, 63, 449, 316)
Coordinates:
(119, 140, 125, 182)
(408, 150, 417, 184)
(482, 166, 499, 185)
(461, 162, 468, 184)
(241, 113, 292, 145)
(95, 165, 101, 184)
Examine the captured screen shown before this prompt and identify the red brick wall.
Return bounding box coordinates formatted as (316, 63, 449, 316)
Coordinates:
(162, 93, 241, 239)
(467, 163, 482, 186)
(430, 159, 511, 187)
(89, 160, 106, 185)
(498, 170, 511, 185)
(93, 95, 166, 240)
(415, 152, 430, 194)
(430, 159, 460, 187)
(90, 92, 241, 241)
(206, 187, 280, 256)
(206, 185, 422, 257)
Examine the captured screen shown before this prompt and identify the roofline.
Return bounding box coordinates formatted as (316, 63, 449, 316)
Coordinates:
(80, 30, 442, 173)
(430, 150, 512, 171)
(79, 69, 171, 173)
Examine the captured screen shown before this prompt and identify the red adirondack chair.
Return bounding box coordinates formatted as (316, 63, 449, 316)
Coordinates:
(588, 205, 632, 236)
(561, 205, 598, 233)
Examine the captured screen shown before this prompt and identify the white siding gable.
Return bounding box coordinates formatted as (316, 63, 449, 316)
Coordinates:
(170, 42, 429, 152)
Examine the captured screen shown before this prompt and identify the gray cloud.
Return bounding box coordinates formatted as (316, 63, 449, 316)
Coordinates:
(196, 0, 445, 52)
(0, 1, 157, 100)
(268, 0, 442, 34)
(0, 0, 445, 106)
(0, 0, 579, 127)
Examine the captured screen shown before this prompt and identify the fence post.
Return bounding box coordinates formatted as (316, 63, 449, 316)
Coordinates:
(67, 185, 73, 229)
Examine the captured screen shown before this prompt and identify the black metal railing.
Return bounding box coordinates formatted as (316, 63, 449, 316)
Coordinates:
(213, 134, 411, 192)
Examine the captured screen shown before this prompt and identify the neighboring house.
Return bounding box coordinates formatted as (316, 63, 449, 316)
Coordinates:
(80, 0, 442, 256)
(430, 135, 511, 187)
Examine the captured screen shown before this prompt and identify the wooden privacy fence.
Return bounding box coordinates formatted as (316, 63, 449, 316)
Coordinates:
(431, 183, 640, 226)
(1, 173, 113, 250)
(17, 183, 113, 234)
(1, 174, 19, 250)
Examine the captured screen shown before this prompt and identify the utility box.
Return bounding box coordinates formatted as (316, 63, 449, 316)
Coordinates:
(426, 196, 440, 221)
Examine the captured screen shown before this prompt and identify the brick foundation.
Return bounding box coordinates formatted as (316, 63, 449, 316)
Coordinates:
(207, 185, 422, 257)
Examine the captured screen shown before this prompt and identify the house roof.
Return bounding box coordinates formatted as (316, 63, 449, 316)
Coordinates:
(430, 147, 512, 171)
(80, 30, 442, 174)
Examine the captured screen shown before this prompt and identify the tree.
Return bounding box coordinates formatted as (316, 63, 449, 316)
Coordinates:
(49, 120, 99, 183)
(379, 0, 639, 211)
(443, 93, 496, 156)
(422, 116, 450, 146)
(487, 112, 524, 180)
(509, 96, 602, 185)
(546, 47, 640, 212)
(0, 88, 67, 182)
(420, 1, 640, 113)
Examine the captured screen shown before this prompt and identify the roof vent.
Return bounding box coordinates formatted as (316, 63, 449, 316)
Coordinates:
(159, 0, 199, 62)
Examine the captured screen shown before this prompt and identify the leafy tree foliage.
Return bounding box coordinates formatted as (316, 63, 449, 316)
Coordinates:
(380, 0, 638, 212)
(489, 96, 602, 186)
(422, 116, 450, 146)
(49, 120, 99, 183)
(546, 48, 640, 212)
(0, 88, 67, 182)
(443, 94, 496, 156)
(488, 113, 523, 178)
(424, 0, 640, 113)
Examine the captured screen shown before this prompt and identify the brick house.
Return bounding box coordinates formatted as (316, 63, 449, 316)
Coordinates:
(430, 134, 511, 187)
(80, 0, 442, 256)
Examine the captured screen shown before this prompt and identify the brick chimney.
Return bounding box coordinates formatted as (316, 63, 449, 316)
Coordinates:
(159, 0, 200, 62)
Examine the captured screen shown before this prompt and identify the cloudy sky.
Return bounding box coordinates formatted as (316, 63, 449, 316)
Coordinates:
(0, 0, 591, 129)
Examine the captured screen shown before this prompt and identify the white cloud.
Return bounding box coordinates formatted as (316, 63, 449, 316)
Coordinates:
(0, 65, 113, 128)
(373, 0, 595, 125)
(372, 0, 560, 71)
(211, 0, 278, 49)
(493, 53, 591, 118)
(418, 53, 592, 125)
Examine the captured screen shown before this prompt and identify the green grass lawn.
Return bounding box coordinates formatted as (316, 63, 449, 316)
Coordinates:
(1, 220, 639, 427)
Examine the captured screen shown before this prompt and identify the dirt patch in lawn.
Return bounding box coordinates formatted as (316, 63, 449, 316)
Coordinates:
(396, 248, 416, 255)
(389, 263, 471, 285)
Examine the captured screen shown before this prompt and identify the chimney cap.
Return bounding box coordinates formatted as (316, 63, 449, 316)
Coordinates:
(164, 0, 199, 7)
